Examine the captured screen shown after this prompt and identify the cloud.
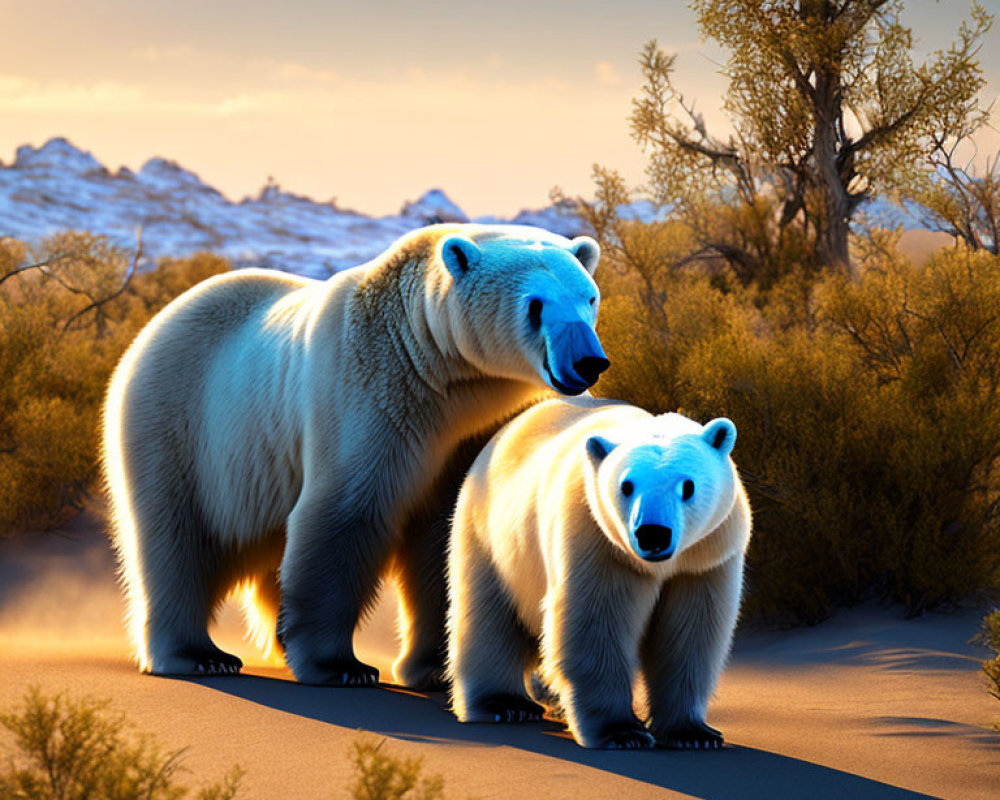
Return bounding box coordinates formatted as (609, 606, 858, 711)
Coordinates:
(0, 76, 31, 93)
(0, 74, 282, 118)
(0, 66, 606, 120)
(131, 43, 196, 63)
(594, 61, 620, 86)
(265, 60, 340, 86)
(0, 76, 144, 113)
(214, 93, 269, 116)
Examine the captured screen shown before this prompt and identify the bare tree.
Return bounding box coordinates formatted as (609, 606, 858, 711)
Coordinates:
(917, 131, 999, 255)
(620, 0, 992, 278)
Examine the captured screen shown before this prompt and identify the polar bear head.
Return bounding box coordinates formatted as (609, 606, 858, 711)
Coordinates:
(584, 414, 738, 566)
(434, 225, 608, 395)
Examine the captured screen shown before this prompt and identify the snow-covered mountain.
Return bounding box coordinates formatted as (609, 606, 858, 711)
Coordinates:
(0, 138, 595, 278)
(0, 137, 926, 279)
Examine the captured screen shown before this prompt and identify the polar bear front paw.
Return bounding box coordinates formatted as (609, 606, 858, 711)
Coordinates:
(307, 657, 380, 687)
(472, 693, 546, 723)
(192, 656, 242, 676)
(150, 645, 243, 676)
(596, 720, 657, 750)
(659, 721, 724, 750)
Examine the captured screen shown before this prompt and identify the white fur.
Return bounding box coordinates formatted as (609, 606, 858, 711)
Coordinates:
(447, 397, 752, 747)
(102, 224, 604, 683)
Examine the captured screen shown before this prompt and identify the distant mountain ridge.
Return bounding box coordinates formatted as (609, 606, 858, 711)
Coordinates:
(0, 137, 922, 278)
(0, 137, 595, 277)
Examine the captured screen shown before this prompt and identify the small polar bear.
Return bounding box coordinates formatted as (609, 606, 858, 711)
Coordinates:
(102, 224, 609, 687)
(447, 397, 751, 749)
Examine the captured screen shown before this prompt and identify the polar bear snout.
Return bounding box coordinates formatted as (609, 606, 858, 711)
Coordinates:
(573, 355, 611, 386)
(634, 524, 675, 561)
(543, 321, 609, 395)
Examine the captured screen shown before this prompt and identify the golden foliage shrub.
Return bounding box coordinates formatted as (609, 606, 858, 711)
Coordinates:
(0, 234, 228, 534)
(0, 686, 242, 799)
(349, 738, 446, 800)
(596, 237, 1000, 622)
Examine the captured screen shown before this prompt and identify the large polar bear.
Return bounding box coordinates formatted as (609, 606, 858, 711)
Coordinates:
(102, 224, 608, 687)
(447, 397, 751, 749)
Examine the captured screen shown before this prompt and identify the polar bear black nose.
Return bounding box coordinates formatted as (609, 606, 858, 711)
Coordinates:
(635, 524, 674, 560)
(573, 356, 611, 387)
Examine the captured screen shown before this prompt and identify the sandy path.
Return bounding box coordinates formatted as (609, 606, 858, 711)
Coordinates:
(1, 512, 997, 799)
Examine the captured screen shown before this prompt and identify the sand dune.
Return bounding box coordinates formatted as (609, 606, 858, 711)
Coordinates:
(1, 511, 997, 799)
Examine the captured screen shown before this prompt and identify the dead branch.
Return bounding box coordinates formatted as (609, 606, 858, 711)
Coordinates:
(0, 254, 66, 290)
(61, 227, 142, 335)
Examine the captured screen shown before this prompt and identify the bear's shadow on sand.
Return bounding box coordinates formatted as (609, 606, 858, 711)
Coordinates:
(192, 675, 937, 800)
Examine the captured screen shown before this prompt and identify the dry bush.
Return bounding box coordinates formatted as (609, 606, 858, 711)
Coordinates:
(131, 253, 231, 313)
(0, 688, 461, 800)
(980, 610, 1000, 725)
(0, 234, 228, 534)
(596, 236, 1000, 623)
(349, 738, 445, 800)
(0, 686, 242, 800)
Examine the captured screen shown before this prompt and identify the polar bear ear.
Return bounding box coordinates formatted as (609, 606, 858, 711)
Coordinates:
(440, 235, 482, 282)
(586, 435, 618, 466)
(569, 236, 600, 276)
(702, 418, 737, 456)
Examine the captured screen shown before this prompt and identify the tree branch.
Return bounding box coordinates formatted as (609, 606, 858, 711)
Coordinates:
(848, 103, 922, 155)
(0, 254, 65, 289)
(656, 91, 744, 168)
(837, 0, 893, 41)
(61, 228, 142, 334)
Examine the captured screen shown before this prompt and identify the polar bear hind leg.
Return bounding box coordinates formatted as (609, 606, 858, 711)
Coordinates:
(391, 435, 484, 691)
(113, 464, 243, 676)
(391, 510, 450, 691)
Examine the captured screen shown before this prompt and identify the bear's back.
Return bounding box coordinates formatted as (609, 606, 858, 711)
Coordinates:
(108, 269, 318, 510)
(471, 397, 646, 495)
(463, 399, 643, 556)
(113, 269, 315, 423)
(150, 268, 315, 344)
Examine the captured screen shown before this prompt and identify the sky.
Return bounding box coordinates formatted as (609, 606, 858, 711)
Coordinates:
(1, 0, 998, 217)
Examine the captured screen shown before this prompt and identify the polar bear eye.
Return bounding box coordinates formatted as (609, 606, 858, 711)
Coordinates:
(621, 480, 634, 497)
(528, 298, 543, 331)
(681, 480, 695, 502)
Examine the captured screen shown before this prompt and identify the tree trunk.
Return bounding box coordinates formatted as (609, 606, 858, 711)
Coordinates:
(812, 51, 857, 279)
(818, 189, 853, 277)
